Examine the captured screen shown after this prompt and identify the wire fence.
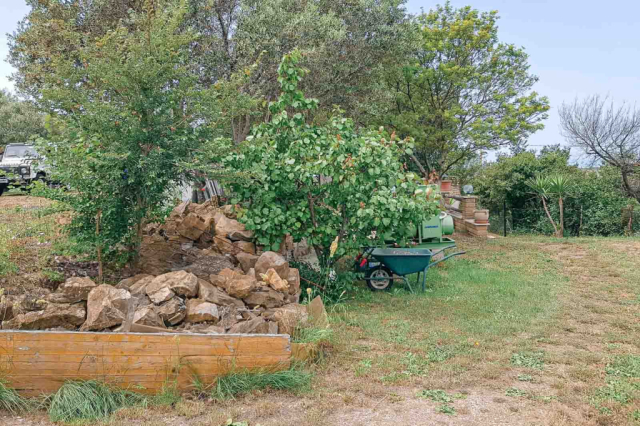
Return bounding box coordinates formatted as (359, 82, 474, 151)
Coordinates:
(489, 205, 640, 237)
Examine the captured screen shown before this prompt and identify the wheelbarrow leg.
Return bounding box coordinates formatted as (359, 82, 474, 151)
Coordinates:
(422, 264, 430, 292)
(403, 276, 414, 294)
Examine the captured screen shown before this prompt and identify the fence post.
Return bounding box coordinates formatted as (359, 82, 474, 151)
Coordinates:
(503, 200, 507, 237)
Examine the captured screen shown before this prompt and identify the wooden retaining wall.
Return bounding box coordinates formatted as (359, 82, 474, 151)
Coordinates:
(0, 331, 291, 396)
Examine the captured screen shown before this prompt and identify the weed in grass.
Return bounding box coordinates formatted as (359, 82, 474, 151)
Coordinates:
(517, 374, 533, 382)
(417, 389, 452, 403)
(511, 352, 545, 370)
(427, 345, 457, 363)
(48, 380, 147, 423)
(590, 379, 639, 409)
(606, 355, 640, 378)
(632, 409, 640, 421)
(354, 359, 372, 377)
(292, 326, 333, 344)
(152, 382, 181, 406)
(533, 395, 558, 403)
(505, 387, 527, 397)
(0, 380, 29, 413)
(438, 404, 456, 415)
(212, 368, 312, 401)
(42, 268, 65, 284)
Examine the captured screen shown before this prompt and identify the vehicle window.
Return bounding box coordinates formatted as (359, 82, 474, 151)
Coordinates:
(4, 146, 38, 158)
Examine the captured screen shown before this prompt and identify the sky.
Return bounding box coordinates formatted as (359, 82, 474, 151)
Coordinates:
(2, 0, 640, 161)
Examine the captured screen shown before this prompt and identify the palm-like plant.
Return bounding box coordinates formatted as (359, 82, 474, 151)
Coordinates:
(526, 175, 558, 236)
(547, 175, 572, 238)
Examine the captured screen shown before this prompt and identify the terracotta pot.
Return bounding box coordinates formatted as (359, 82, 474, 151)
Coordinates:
(474, 209, 489, 224)
(440, 180, 452, 192)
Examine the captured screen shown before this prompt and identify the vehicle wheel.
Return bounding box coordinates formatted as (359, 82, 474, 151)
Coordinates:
(366, 266, 394, 291)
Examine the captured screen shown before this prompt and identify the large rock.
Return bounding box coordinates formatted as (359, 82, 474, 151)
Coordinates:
(308, 296, 329, 328)
(156, 297, 186, 326)
(217, 306, 241, 330)
(221, 204, 238, 219)
(128, 275, 156, 296)
(214, 213, 253, 242)
(243, 289, 285, 309)
(234, 241, 256, 255)
(2, 303, 86, 330)
(81, 285, 132, 331)
(133, 305, 166, 328)
(210, 268, 243, 289)
(226, 276, 258, 299)
(177, 213, 213, 241)
(236, 252, 258, 273)
(185, 299, 220, 323)
(146, 271, 198, 303)
(228, 317, 270, 334)
(214, 236, 239, 256)
(47, 277, 96, 304)
(115, 274, 153, 291)
(179, 255, 234, 280)
(198, 279, 245, 308)
(263, 268, 289, 292)
(287, 268, 301, 295)
(272, 304, 308, 335)
(254, 251, 289, 279)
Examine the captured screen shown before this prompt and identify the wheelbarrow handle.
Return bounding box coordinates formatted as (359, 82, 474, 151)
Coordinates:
(430, 250, 466, 267)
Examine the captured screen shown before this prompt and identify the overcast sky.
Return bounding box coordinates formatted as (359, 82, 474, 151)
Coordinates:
(2, 0, 639, 158)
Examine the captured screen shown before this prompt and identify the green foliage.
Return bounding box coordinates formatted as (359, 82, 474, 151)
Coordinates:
(292, 325, 334, 344)
(212, 367, 312, 401)
(510, 351, 545, 370)
(0, 90, 45, 150)
(32, 1, 214, 262)
(221, 50, 437, 263)
(0, 380, 30, 414)
(606, 355, 640, 378)
(475, 147, 637, 236)
(382, 2, 549, 175)
(48, 380, 146, 423)
(505, 387, 528, 397)
(290, 260, 360, 305)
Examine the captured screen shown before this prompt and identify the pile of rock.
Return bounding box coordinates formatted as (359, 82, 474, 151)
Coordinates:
(139, 201, 257, 276)
(1, 251, 312, 335)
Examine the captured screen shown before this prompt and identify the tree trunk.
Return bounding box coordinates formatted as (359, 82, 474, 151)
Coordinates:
(558, 197, 564, 238)
(541, 197, 558, 236)
(95, 210, 103, 284)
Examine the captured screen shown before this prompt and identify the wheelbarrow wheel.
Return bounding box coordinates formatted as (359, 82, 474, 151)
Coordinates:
(366, 266, 394, 291)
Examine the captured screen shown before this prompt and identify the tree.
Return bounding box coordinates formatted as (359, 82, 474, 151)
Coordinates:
(34, 0, 213, 273)
(218, 51, 437, 260)
(526, 175, 558, 236)
(10, 0, 409, 142)
(559, 95, 640, 203)
(381, 2, 549, 177)
(0, 90, 45, 150)
(526, 174, 571, 237)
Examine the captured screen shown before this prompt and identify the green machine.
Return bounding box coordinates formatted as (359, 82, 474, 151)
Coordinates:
(414, 184, 456, 250)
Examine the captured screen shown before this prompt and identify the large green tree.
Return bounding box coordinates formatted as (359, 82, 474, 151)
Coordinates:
(0, 90, 45, 150)
(380, 2, 549, 177)
(9, 0, 408, 142)
(34, 0, 215, 270)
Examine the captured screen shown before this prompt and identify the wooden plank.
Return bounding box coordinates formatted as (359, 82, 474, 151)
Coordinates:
(0, 331, 291, 396)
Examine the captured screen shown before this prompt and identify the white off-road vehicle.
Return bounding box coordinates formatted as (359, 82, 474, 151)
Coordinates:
(0, 143, 46, 196)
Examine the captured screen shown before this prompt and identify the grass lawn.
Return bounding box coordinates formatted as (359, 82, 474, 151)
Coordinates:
(0, 196, 639, 425)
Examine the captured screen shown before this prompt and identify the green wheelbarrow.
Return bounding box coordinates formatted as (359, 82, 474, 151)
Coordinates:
(355, 247, 465, 292)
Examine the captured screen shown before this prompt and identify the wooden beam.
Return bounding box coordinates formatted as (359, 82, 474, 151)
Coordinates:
(0, 331, 291, 396)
